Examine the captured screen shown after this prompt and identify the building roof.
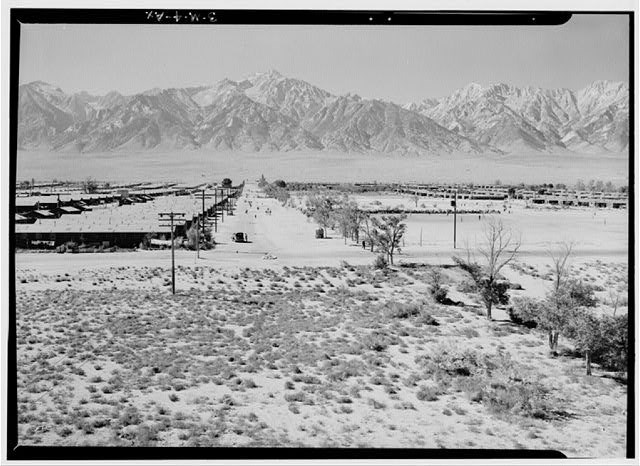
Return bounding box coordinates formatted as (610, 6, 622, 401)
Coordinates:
(33, 210, 55, 217)
(60, 206, 82, 213)
(15, 198, 38, 208)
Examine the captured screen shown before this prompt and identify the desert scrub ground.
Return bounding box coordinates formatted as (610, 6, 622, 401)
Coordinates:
(16, 263, 626, 455)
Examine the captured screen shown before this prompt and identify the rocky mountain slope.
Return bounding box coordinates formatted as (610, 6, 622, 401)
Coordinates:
(18, 71, 628, 155)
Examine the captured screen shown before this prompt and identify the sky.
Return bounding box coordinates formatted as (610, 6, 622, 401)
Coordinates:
(19, 14, 629, 103)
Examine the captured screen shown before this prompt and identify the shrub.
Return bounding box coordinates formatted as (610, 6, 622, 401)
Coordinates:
(428, 269, 449, 304)
(479, 378, 551, 418)
(593, 313, 628, 371)
(568, 279, 598, 307)
(362, 330, 398, 352)
(284, 392, 306, 403)
(384, 301, 421, 319)
(373, 254, 388, 270)
(135, 424, 158, 446)
(417, 313, 439, 326)
(508, 300, 539, 328)
(416, 385, 440, 401)
(417, 345, 483, 377)
(119, 407, 142, 426)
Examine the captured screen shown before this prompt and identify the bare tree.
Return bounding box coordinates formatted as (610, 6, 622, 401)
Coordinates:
(546, 242, 574, 352)
(371, 214, 408, 265)
(511, 242, 599, 357)
(454, 218, 520, 320)
(83, 177, 99, 194)
(361, 214, 375, 252)
(477, 218, 521, 319)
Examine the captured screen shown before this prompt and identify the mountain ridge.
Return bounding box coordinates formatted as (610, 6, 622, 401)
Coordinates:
(18, 72, 628, 155)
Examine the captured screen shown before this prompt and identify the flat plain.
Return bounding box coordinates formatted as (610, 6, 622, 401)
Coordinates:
(15, 183, 628, 455)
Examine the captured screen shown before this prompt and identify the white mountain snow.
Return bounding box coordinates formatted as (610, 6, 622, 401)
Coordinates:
(18, 73, 628, 155)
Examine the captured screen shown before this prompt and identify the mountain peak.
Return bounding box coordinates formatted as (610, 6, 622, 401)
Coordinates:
(265, 69, 283, 78)
(247, 69, 285, 84)
(17, 74, 628, 155)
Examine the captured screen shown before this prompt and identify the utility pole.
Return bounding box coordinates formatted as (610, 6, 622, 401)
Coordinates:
(159, 211, 185, 295)
(220, 187, 224, 224)
(452, 189, 458, 249)
(201, 188, 206, 236)
(196, 217, 200, 260)
(213, 188, 218, 232)
(195, 189, 215, 239)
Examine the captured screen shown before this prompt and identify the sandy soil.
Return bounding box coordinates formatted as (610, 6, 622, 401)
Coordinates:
(17, 149, 629, 185)
(14, 183, 628, 455)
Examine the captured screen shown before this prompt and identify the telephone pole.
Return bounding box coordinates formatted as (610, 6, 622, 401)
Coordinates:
(158, 211, 185, 295)
(213, 188, 218, 232)
(452, 189, 458, 249)
(219, 187, 224, 223)
(195, 189, 216, 238)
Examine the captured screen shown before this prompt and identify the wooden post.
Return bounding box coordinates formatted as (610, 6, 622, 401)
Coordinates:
(214, 188, 218, 232)
(170, 214, 175, 294)
(159, 211, 185, 295)
(196, 217, 200, 260)
(453, 189, 458, 249)
(202, 188, 206, 236)
(220, 188, 224, 223)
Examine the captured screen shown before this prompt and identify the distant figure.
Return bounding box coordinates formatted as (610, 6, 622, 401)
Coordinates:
(362, 240, 366, 249)
(478, 215, 481, 220)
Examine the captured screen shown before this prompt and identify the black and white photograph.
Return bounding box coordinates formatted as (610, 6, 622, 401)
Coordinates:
(3, 3, 636, 462)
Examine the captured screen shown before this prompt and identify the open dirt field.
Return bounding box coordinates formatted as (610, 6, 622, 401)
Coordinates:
(17, 149, 629, 185)
(14, 183, 628, 455)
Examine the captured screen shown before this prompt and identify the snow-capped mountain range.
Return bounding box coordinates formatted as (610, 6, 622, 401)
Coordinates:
(18, 70, 628, 155)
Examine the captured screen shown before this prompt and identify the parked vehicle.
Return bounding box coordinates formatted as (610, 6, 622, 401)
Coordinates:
(232, 232, 248, 243)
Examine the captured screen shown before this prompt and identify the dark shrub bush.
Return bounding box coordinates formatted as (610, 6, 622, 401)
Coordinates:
(508, 306, 538, 329)
(384, 302, 421, 319)
(373, 254, 388, 270)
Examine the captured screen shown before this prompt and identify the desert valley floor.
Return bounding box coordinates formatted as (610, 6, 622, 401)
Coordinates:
(14, 184, 628, 455)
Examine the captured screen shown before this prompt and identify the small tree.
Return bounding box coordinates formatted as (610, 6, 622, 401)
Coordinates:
(511, 243, 597, 355)
(361, 214, 375, 252)
(185, 224, 199, 250)
(334, 198, 365, 244)
(273, 179, 287, 188)
(565, 308, 602, 375)
(370, 214, 407, 266)
(306, 194, 338, 238)
(455, 218, 520, 320)
(428, 268, 449, 304)
(544, 243, 584, 352)
(83, 177, 98, 194)
(596, 314, 628, 372)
